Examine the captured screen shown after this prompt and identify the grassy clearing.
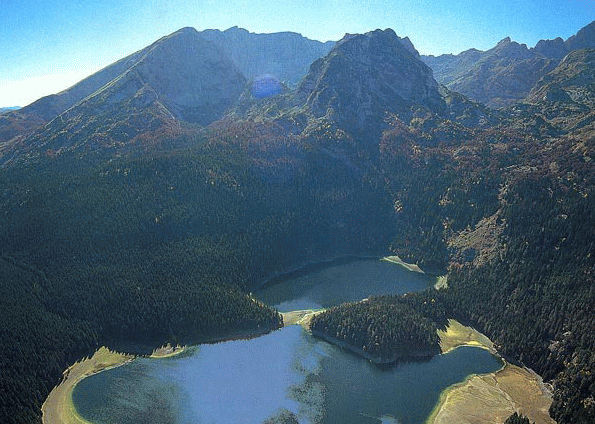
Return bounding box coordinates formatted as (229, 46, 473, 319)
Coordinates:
(437, 319, 494, 354)
(429, 320, 554, 424)
(42, 347, 133, 424)
(381, 255, 425, 273)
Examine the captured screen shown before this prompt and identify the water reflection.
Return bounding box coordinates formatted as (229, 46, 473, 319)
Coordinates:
(74, 326, 502, 424)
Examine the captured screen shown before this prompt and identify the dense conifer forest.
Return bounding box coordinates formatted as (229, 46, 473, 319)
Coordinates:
(310, 294, 443, 362)
(0, 124, 394, 423)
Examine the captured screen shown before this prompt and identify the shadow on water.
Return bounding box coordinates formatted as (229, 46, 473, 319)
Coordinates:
(255, 258, 435, 311)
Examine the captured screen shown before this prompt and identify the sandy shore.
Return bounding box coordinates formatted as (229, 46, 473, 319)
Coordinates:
(41, 344, 184, 424)
(381, 255, 425, 273)
(41, 347, 133, 424)
(438, 319, 495, 354)
(430, 320, 555, 424)
(281, 309, 324, 329)
(428, 365, 555, 424)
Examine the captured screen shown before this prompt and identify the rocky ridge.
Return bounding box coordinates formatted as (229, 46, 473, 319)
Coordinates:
(422, 20, 595, 108)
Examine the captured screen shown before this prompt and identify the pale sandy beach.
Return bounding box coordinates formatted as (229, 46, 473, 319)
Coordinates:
(42, 344, 184, 424)
(430, 320, 555, 424)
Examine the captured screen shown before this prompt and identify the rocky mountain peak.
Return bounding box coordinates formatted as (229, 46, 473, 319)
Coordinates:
(199, 27, 334, 87)
(566, 20, 595, 51)
(497, 36, 512, 46)
(491, 37, 533, 60)
(12, 29, 248, 156)
(127, 26, 246, 124)
(296, 29, 444, 134)
(527, 48, 595, 108)
(399, 36, 420, 58)
(533, 37, 568, 59)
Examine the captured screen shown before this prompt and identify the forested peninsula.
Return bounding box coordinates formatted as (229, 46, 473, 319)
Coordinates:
(310, 294, 445, 363)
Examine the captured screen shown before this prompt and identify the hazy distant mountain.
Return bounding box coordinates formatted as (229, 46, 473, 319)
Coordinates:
(518, 48, 595, 134)
(200, 26, 334, 86)
(14, 28, 247, 158)
(527, 49, 595, 104)
(422, 20, 595, 108)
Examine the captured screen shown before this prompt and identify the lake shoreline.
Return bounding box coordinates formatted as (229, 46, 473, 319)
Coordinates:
(41, 347, 134, 424)
(310, 329, 439, 364)
(428, 319, 555, 424)
(427, 362, 556, 424)
(43, 258, 554, 424)
(41, 327, 275, 424)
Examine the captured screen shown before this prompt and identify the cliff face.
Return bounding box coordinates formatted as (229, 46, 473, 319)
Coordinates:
(297, 29, 444, 135)
(200, 26, 335, 86)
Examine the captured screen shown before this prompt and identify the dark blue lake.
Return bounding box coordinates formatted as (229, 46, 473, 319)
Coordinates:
(254, 257, 435, 311)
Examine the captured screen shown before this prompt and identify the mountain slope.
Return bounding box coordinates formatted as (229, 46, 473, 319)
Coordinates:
(2, 28, 248, 165)
(424, 37, 558, 108)
(422, 20, 595, 108)
(0, 49, 149, 146)
(295, 29, 445, 137)
(0, 27, 334, 150)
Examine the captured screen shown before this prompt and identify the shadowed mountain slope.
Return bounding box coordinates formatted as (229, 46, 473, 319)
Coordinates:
(295, 29, 445, 136)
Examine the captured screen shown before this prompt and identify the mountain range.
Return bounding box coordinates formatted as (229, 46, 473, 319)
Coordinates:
(422, 21, 595, 108)
(0, 27, 333, 159)
(1, 21, 595, 424)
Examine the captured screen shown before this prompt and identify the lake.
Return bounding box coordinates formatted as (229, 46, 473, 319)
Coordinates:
(254, 257, 435, 311)
(72, 258, 503, 424)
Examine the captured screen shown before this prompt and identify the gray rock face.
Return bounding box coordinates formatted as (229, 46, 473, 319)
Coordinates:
(297, 29, 444, 134)
(566, 21, 595, 51)
(14, 28, 248, 155)
(56, 27, 246, 126)
(534, 37, 568, 60)
(423, 38, 558, 108)
(129, 27, 247, 124)
(200, 26, 335, 87)
(527, 49, 595, 106)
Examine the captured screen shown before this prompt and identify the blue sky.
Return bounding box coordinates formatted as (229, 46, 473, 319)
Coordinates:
(1, 0, 594, 107)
